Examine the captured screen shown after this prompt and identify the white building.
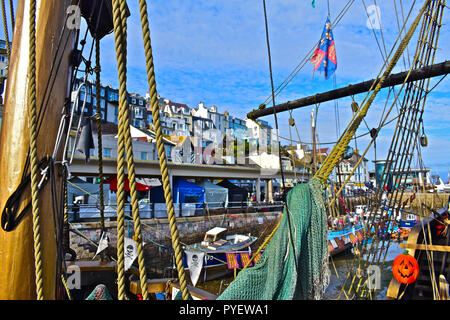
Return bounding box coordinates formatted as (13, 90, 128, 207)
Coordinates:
(336, 152, 369, 186)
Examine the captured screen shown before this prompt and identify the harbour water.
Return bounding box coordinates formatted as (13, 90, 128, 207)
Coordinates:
(323, 240, 405, 300)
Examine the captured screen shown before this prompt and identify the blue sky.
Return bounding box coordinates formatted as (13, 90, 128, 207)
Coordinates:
(3, 0, 450, 179)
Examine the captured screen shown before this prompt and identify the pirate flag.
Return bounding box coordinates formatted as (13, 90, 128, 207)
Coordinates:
(124, 237, 138, 271)
(185, 249, 205, 287)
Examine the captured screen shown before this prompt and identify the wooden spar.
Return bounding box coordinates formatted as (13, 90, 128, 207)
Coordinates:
(0, 0, 75, 299)
(247, 60, 450, 120)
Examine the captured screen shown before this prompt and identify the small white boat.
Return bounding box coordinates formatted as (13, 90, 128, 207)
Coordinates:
(182, 227, 257, 281)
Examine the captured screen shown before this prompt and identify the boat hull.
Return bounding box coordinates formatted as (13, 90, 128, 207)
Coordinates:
(328, 224, 364, 256)
(182, 236, 257, 282)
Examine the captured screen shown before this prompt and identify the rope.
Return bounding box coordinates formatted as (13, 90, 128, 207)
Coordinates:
(1, 0, 10, 58)
(110, 0, 150, 301)
(94, 39, 105, 232)
(27, 0, 44, 300)
(110, 0, 127, 300)
(8, 0, 13, 33)
(137, 0, 189, 300)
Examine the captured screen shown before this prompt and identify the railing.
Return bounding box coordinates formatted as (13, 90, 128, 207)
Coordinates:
(68, 201, 284, 222)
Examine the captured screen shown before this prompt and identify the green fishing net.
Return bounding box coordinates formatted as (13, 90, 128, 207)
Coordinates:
(85, 284, 113, 300)
(217, 178, 330, 300)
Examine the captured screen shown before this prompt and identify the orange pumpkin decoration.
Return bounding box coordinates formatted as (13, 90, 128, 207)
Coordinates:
(392, 250, 419, 284)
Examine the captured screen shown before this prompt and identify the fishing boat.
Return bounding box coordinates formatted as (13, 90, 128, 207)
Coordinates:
(182, 227, 257, 281)
(399, 212, 419, 229)
(328, 221, 364, 256)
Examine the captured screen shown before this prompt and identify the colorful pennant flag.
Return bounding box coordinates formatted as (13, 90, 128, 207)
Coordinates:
(252, 251, 262, 265)
(309, 16, 337, 79)
(349, 233, 358, 244)
(226, 253, 239, 269)
(240, 252, 252, 268)
(328, 240, 335, 252)
(334, 236, 345, 248)
(356, 230, 364, 241)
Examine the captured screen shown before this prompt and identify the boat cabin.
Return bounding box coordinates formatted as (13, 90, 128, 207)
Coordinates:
(201, 227, 227, 247)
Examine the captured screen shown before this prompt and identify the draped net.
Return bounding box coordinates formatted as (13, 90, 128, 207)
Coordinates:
(217, 178, 330, 300)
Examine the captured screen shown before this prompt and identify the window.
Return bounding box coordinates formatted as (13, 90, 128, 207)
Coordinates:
(133, 119, 141, 127)
(140, 152, 147, 160)
(139, 99, 143, 106)
(134, 107, 143, 119)
(103, 148, 112, 158)
(100, 88, 105, 97)
(131, 98, 136, 105)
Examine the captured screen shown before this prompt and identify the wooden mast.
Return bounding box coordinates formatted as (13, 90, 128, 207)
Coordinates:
(0, 0, 76, 299)
(247, 60, 450, 120)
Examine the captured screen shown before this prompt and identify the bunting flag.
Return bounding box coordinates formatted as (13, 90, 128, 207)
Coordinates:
(252, 251, 262, 265)
(328, 240, 335, 252)
(309, 16, 337, 79)
(185, 249, 205, 287)
(356, 230, 364, 242)
(348, 233, 358, 244)
(240, 252, 252, 268)
(334, 236, 345, 248)
(93, 231, 110, 258)
(124, 237, 138, 271)
(226, 253, 239, 269)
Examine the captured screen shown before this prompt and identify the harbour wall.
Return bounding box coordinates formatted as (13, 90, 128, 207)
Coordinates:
(69, 210, 281, 275)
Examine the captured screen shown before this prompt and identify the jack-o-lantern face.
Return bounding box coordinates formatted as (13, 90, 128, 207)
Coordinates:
(392, 250, 419, 284)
